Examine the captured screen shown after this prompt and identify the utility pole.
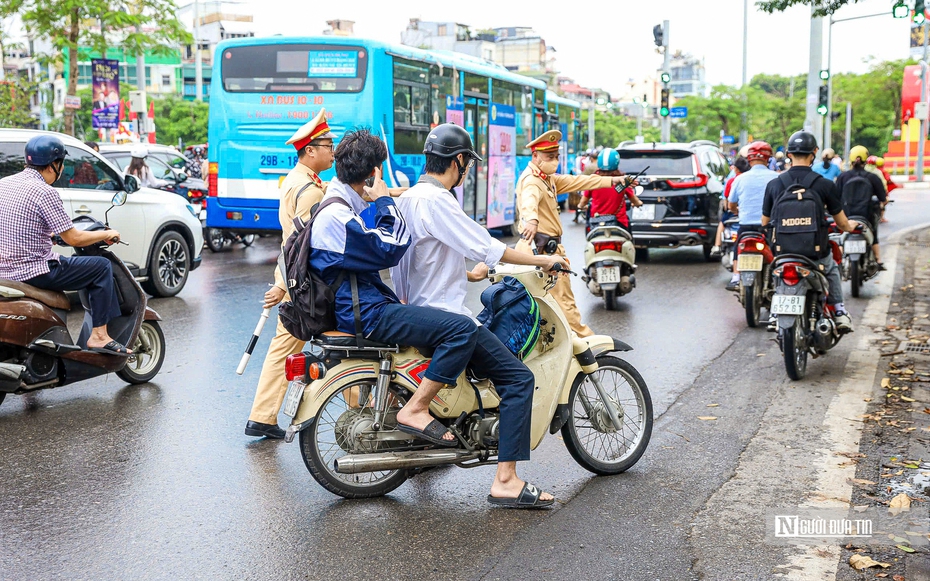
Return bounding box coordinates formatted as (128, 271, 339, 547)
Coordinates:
(661, 19, 671, 143)
(824, 17, 833, 151)
(804, 7, 824, 145)
(587, 96, 595, 150)
(740, 0, 749, 149)
(194, 0, 203, 102)
(918, 20, 929, 181)
(844, 102, 852, 164)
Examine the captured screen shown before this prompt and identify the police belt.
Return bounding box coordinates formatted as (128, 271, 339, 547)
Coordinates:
(533, 233, 561, 255)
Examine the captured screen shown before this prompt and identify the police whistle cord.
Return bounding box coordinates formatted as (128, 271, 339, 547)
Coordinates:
(236, 307, 271, 375)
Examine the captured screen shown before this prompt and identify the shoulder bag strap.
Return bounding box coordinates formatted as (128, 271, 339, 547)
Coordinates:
(294, 181, 314, 208)
(349, 273, 368, 347)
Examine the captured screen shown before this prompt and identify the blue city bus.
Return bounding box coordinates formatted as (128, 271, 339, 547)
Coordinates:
(206, 36, 551, 232)
(545, 91, 583, 206)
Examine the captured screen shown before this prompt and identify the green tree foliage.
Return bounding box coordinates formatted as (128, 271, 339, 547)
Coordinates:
(756, 0, 864, 17)
(152, 95, 208, 147)
(0, 75, 38, 127)
(583, 109, 660, 148)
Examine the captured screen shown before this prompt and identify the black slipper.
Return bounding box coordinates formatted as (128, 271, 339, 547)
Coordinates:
(89, 340, 132, 356)
(488, 482, 555, 509)
(397, 419, 458, 447)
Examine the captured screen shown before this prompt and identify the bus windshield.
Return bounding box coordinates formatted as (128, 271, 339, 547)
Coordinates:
(221, 44, 368, 93)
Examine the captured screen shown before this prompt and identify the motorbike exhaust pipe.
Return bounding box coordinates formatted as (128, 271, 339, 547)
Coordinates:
(816, 318, 835, 339)
(334, 449, 482, 474)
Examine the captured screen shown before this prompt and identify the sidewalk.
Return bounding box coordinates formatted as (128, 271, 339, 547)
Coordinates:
(839, 226, 930, 580)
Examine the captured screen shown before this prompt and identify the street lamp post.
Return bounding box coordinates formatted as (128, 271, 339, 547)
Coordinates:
(740, 0, 749, 149)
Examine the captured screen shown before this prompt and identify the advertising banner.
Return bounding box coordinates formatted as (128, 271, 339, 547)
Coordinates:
(91, 59, 120, 129)
(487, 103, 516, 229)
(902, 64, 924, 124)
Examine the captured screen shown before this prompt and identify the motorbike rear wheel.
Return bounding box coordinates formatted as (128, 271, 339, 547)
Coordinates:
(205, 228, 226, 253)
(562, 355, 652, 475)
(604, 289, 616, 311)
(301, 379, 410, 499)
(241, 234, 256, 247)
(849, 259, 861, 298)
(782, 317, 808, 380)
(744, 279, 761, 328)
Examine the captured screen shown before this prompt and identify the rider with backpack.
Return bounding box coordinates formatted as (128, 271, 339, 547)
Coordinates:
(761, 131, 859, 333)
(836, 145, 886, 269)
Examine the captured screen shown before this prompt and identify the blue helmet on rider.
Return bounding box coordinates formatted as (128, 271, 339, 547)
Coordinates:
(597, 148, 620, 172)
(25, 135, 68, 167)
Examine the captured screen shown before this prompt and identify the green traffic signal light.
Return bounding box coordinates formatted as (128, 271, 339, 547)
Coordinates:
(661, 72, 671, 84)
(916, 0, 927, 24)
(660, 107, 670, 117)
(893, 1, 909, 18)
(817, 104, 828, 116)
(819, 69, 830, 81)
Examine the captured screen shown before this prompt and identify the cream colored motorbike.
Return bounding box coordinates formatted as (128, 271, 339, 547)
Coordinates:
(280, 264, 653, 499)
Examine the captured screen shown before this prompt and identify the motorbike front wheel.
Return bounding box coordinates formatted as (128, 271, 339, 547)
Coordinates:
(562, 355, 653, 475)
(205, 228, 226, 253)
(301, 379, 411, 499)
(241, 234, 256, 247)
(849, 259, 861, 298)
(782, 317, 808, 380)
(117, 321, 167, 384)
(744, 279, 761, 328)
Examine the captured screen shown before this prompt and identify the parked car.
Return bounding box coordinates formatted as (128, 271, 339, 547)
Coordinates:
(98, 143, 208, 201)
(615, 140, 729, 261)
(0, 130, 203, 297)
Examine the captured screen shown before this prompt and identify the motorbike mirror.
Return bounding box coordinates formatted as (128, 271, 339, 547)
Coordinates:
(176, 171, 189, 184)
(123, 174, 140, 193)
(111, 191, 127, 206)
(633, 185, 644, 196)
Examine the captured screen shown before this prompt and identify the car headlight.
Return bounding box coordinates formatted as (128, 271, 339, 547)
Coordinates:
(186, 204, 198, 218)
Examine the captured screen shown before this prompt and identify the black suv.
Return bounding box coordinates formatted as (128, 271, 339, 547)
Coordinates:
(616, 140, 729, 261)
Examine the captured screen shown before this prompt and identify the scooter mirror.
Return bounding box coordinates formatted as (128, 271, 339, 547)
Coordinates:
(175, 171, 189, 184)
(633, 185, 644, 196)
(111, 191, 128, 206)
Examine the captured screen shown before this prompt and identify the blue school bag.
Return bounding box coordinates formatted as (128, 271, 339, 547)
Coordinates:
(476, 276, 541, 360)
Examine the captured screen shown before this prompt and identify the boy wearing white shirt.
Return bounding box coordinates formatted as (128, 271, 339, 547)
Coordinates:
(391, 124, 566, 509)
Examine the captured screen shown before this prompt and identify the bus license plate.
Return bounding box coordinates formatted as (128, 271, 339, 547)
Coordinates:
(844, 239, 867, 254)
(632, 204, 655, 221)
(737, 254, 763, 272)
(596, 266, 621, 284)
(770, 295, 806, 315)
(282, 380, 306, 418)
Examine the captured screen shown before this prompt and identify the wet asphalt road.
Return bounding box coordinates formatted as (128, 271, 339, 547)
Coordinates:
(0, 192, 927, 580)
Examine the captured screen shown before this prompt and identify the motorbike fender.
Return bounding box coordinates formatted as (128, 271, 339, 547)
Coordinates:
(144, 306, 162, 321)
(290, 360, 378, 427)
(777, 314, 798, 330)
(559, 335, 629, 406)
(739, 272, 756, 287)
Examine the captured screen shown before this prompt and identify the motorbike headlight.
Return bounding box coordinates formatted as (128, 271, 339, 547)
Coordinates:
(186, 204, 198, 218)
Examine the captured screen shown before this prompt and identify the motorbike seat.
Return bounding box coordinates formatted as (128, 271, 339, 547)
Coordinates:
(0, 279, 70, 310)
(316, 331, 395, 349)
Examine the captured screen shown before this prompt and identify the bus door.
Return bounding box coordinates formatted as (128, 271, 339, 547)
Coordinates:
(463, 97, 489, 224)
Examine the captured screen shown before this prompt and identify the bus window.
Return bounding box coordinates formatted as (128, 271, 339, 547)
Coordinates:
(514, 86, 533, 151)
(430, 63, 454, 127)
(394, 58, 432, 153)
(492, 81, 515, 106)
(464, 73, 489, 96)
(547, 100, 558, 116)
(221, 44, 368, 92)
(566, 114, 576, 154)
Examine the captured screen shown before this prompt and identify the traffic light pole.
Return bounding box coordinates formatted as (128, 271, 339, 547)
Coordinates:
(917, 22, 929, 181)
(804, 7, 824, 145)
(661, 20, 671, 143)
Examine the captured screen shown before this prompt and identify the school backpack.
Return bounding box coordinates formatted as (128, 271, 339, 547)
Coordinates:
(770, 171, 827, 259)
(476, 276, 542, 360)
(277, 196, 349, 341)
(840, 171, 875, 219)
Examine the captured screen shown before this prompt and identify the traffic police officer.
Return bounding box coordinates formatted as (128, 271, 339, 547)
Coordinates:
(245, 109, 336, 439)
(515, 130, 625, 337)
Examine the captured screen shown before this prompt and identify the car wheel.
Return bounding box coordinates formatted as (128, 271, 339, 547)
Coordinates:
(142, 230, 190, 297)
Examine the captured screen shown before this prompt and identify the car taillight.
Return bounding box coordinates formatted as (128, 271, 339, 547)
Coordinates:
(284, 352, 326, 381)
(208, 162, 218, 197)
(689, 228, 707, 237)
(593, 240, 624, 253)
(667, 173, 709, 189)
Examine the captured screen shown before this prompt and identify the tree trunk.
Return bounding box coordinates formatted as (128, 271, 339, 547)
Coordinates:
(63, 6, 79, 136)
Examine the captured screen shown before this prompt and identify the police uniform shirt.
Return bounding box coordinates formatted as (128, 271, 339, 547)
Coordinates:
(761, 166, 843, 259)
(517, 162, 613, 237)
(273, 162, 326, 291)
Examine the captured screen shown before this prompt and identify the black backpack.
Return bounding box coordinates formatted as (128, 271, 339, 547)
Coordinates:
(277, 196, 349, 341)
(770, 172, 827, 259)
(840, 171, 874, 219)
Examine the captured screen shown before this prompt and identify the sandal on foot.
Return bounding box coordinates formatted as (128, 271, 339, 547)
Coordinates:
(487, 482, 555, 509)
(397, 419, 457, 447)
(89, 340, 132, 356)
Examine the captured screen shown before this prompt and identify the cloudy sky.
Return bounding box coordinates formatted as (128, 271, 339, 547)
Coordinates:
(233, 0, 912, 96)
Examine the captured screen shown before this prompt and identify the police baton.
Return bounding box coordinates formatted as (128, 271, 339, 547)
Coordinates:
(236, 307, 271, 375)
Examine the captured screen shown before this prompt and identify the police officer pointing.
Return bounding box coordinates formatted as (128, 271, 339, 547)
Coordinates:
(515, 130, 626, 337)
(245, 109, 336, 439)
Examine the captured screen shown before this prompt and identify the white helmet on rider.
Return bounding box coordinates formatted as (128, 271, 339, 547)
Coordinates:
(130, 144, 149, 159)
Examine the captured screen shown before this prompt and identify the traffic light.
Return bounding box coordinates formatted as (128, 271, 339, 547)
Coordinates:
(916, 0, 927, 24)
(660, 88, 670, 117)
(661, 71, 671, 84)
(819, 69, 830, 81)
(817, 85, 829, 116)
(893, 1, 909, 18)
(653, 24, 664, 47)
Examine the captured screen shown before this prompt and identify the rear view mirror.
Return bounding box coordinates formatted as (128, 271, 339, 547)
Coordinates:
(123, 174, 140, 193)
(176, 171, 189, 184)
(111, 191, 127, 206)
(633, 185, 644, 196)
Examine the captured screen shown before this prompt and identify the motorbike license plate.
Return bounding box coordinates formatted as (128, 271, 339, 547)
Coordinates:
(770, 294, 806, 315)
(844, 239, 867, 254)
(631, 204, 655, 221)
(596, 266, 621, 284)
(282, 379, 306, 418)
(737, 254, 763, 272)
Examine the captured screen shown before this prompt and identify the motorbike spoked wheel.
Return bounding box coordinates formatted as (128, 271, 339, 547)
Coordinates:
(744, 279, 761, 328)
(240, 234, 256, 247)
(205, 228, 227, 253)
(562, 356, 653, 475)
(604, 289, 616, 311)
(301, 380, 411, 498)
(849, 259, 861, 298)
(116, 321, 166, 384)
(782, 317, 808, 380)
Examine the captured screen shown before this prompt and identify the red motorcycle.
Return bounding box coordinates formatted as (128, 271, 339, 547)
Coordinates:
(735, 230, 775, 327)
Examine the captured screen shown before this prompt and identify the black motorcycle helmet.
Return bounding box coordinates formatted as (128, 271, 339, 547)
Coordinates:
(786, 131, 818, 155)
(423, 123, 482, 161)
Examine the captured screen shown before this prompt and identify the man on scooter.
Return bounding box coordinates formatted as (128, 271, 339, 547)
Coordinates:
(390, 123, 567, 509)
(576, 148, 643, 232)
(309, 128, 480, 449)
(726, 141, 778, 291)
(0, 135, 130, 354)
